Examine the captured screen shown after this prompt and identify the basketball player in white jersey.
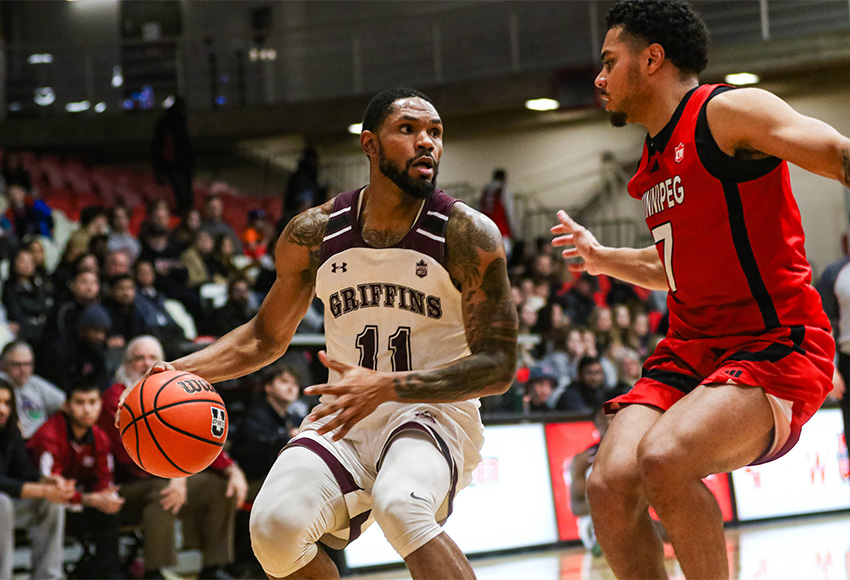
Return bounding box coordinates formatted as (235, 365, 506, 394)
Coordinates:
(136, 88, 518, 579)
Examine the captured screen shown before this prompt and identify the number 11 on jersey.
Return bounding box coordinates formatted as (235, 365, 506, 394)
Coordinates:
(651, 222, 677, 292)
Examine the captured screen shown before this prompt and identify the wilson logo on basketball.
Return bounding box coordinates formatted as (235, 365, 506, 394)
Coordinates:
(210, 407, 226, 438)
(178, 378, 215, 394)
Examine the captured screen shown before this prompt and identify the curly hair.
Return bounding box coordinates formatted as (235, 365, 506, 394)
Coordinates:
(606, 0, 710, 76)
(362, 88, 434, 133)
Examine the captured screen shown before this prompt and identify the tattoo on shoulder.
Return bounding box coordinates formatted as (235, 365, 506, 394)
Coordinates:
(447, 206, 501, 287)
(283, 205, 330, 283)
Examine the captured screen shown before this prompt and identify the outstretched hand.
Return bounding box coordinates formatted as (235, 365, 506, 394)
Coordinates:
(303, 351, 395, 441)
(551, 210, 605, 275)
(114, 361, 175, 428)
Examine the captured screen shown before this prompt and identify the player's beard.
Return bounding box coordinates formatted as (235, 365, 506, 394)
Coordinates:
(378, 144, 438, 200)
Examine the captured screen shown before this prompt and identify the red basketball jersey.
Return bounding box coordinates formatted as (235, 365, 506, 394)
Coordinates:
(629, 84, 829, 339)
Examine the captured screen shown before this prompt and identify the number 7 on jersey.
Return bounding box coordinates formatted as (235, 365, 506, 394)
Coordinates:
(651, 222, 677, 292)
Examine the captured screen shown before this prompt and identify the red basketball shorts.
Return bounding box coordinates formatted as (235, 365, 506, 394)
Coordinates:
(604, 324, 834, 464)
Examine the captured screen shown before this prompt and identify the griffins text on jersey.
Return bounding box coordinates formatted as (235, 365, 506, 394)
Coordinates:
(642, 175, 685, 218)
(328, 283, 443, 319)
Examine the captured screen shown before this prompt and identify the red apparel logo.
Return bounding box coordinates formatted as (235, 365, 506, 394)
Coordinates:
(675, 142, 685, 163)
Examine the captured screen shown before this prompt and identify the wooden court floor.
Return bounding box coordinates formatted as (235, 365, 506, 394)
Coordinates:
(348, 512, 850, 580)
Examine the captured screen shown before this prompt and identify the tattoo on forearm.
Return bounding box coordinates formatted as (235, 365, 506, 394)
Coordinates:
(395, 257, 518, 401)
(284, 206, 328, 283)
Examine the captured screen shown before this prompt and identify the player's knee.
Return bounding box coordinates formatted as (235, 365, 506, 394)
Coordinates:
(372, 488, 440, 557)
(587, 459, 641, 511)
(637, 438, 681, 493)
(250, 503, 316, 575)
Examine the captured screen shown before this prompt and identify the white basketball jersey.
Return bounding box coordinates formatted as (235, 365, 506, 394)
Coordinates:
(314, 187, 481, 438)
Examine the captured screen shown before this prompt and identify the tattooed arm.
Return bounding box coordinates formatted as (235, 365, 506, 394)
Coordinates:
(707, 88, 850, 187)
(167, 201, 332, 383)
(306, 203, 517, 439)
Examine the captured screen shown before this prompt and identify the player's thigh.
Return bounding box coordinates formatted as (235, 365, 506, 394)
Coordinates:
(373, 432, 452, 509)
(591, 403, 663, 492)
(638, 383, 774, 478)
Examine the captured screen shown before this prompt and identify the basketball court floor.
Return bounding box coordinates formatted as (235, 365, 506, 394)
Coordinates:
(347, 512, 850, 580)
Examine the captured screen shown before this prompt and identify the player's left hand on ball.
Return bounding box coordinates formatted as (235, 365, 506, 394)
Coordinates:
(304, 351, 393, 441)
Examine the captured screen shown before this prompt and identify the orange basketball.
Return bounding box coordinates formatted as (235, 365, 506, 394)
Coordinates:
(119, 370, 228, 478)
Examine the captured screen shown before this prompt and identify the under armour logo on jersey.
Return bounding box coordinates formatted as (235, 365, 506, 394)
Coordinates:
(331, 262, 347, 273)
(675, 142, 685, 163)
(415, 260, 428, 278)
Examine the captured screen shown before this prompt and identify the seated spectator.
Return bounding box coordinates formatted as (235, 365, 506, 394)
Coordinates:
(612, 304, 632, 346)
(103, 274, 149, 348)
(180, 230, 218, 288)
(541, 327, 585, 390)
(241, 208, 271, 260)
(52, 269, 100, 338)
(66, 205, 108, 256)
(201, 194, 242, 254)
(100, 336, 246, 580)
(28, 379, 123, 579)
(138, 199, 172, 240)
(627, 310, 652, 359)
(103, 249, 132, 287)
(561, 272, 597, 327)
(614, 348, 643, 395)
(552, 356, 609, 413)
(139, 223, 188, 292)
(132, 261, 185, 354)
(0, 378, 71, 580)
(88, 233, 110, 269)
(524, 363, 558, 413)
(24, 236, 53, 280)
(106, 205, 141, 263)
(210, 233, 240, 282)
(231, 364, 307, 484)
(0, 341, 65, 439)
(2, 247, 55, 345)
(169, 207, 202, 253)
(212, 278, 257, 337)
(41, 304, 111, 390)
(4, 184, 53, 239)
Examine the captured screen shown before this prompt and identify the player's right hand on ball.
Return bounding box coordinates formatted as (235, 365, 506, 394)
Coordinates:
(114, 361, 176, 428)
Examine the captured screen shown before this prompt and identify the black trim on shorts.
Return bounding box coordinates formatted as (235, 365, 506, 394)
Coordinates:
(642, 368, 701, 395)
(721, 180, 781, 330)
(724, 325, 807, 363)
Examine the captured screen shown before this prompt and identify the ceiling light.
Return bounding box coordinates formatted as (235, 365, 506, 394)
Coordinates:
(348, 123, 363, 135)
(65, 100, 90, 113)
(525, 98, 560, 111)
(111, 65, 123, 88)
(28, 54, 53, 65)
(94, 102, 107, 113)
(725, 72, 759, 86)
(34, 87, 56, 106)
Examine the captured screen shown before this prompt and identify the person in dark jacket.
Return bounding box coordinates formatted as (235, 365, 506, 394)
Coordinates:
(103, 274, 149, 348)
(0, 378, 71, 579)
(212, 278, 257, 337)
(553, 356, 610, 413)
(2, 247, 55, 345)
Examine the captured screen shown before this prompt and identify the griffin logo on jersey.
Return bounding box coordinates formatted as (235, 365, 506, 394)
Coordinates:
(416, 260, 428, 278)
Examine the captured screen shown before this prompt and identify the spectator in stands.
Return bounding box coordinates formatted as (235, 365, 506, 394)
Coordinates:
(1, 151, 32, 191)
(210, 233, 240, 282)
(231, 364, 307, 485)
(627, 310, 652, 359)
(561, 272, 598, 327)
(103, 249, 131, 283)
(282, 148, 324, 225)
(53, 269, 100, 338)
(542, 327, 585, 391)
(201, 194, 242, 254)
(0, 341, 65, 439)
(4, 184, 53, 239)
(28, 379, 123, 579)
(0, 378, 70, 580)
(611, 304, 631, 346)
(241, 208, 271, 260)
(24, 237, 51, 279)
(100, 336, 246, 580)
(478, 168, 516, 258)
(107, 205, 140, 263)
(139, 199, 173, 241)
(553, 355, 609, 413)
(42, 303, 111, 391)
(212, 278, 257, 337)
(180, 229, 217, 288)
(103, 274, 149, 348)
(3, 248, 55, 345)
(614, 348, 642, 395)
(132, 261, 184, 353)
(169, 207, 202, 253)
(66, 205, 108, 256)
(152, 96, 195, 217)
(524, 362, 558, 413)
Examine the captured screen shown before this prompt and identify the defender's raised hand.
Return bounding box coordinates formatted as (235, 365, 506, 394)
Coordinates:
(551, 210, 605, 275)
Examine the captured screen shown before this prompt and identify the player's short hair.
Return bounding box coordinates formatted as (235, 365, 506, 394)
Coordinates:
(362, 88, 434, 133)
(606, 0, 709, 76)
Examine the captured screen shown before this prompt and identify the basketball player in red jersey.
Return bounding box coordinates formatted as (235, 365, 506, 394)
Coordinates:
(551, 1, 850, 578)
(129, 88, 517, 580)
